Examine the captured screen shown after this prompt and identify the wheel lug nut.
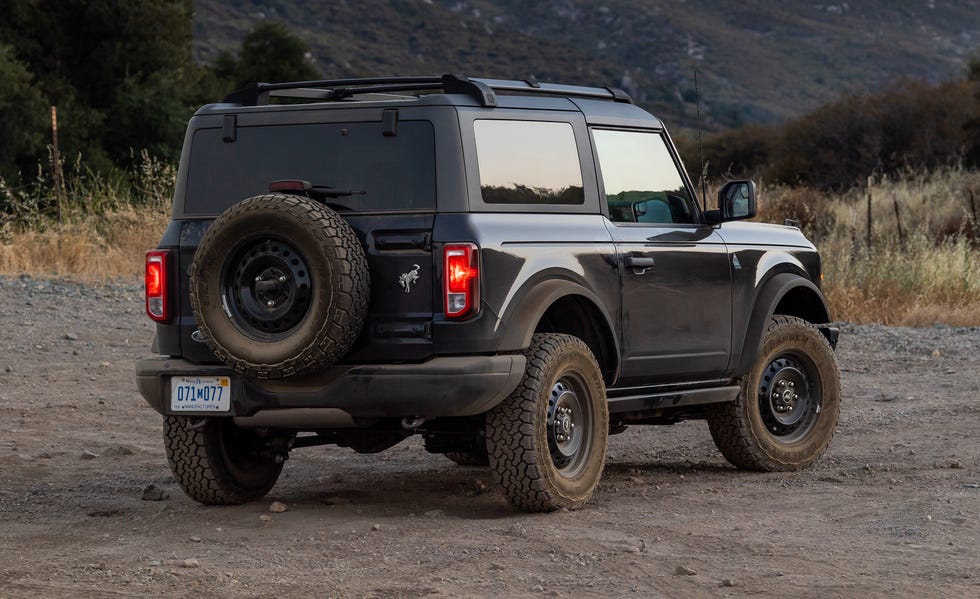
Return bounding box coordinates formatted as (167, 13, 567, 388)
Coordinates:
(266, 300, 275, 307)
(278, 276, 287, 283)
(255, 276, 262, 282)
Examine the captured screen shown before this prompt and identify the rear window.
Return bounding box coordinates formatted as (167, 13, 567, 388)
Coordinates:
(184, 121, 435, 215)
(474, 119, 584, 205)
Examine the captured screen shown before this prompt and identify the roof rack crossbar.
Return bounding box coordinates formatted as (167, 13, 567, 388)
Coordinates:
(222, 74, 632, 107)
(471, 78, 632, 104)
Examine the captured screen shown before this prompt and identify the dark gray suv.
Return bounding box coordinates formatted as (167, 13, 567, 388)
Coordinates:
(137, 74, 840, 512)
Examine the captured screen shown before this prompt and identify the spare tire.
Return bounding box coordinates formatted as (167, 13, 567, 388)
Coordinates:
(190, 194, 369, 379)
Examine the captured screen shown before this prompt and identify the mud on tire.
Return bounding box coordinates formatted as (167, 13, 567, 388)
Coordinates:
(163, 416, 284, 505)
(486, 333, 608, 512)
(707, 315, 841, 471)
(190, 194, 369, 379)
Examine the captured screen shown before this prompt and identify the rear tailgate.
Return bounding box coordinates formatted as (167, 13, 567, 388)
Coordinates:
(159, 111, 439, 363)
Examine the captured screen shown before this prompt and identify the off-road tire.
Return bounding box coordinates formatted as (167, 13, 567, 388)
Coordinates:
(190, 194, 369, 379)
(486, 333, 608, 512)
(164, 415, 283, 505)
(707, 315, 840, 471)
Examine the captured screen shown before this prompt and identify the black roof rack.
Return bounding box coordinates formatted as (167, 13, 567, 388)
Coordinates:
(222, 74, 633, 107)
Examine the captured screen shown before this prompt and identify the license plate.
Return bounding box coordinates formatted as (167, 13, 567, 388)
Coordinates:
(170, 376, 231, 412)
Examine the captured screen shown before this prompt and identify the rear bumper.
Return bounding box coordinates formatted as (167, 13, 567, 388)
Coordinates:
(135, 354, 526, 420)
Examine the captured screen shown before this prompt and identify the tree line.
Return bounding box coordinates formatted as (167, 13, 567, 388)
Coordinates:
(0, 0, 977, 195)
(0, 0, 317, 183)
(679, 61, 980, 191)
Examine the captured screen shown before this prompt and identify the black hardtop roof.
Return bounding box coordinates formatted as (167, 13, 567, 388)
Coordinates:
(201, 73, 663, 129)
(222, 73, 631, 107)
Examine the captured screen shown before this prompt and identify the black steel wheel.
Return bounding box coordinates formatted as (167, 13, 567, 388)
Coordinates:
(164, 416, 284, 505)
(190, 194, 369, 379)
(486, 333, 608, 512)
(707, 315, 841, 471)
(223, 237, 313, 340)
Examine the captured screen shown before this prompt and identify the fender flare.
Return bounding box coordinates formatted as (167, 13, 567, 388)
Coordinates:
(733, 272, 831, 377)
(498, 278, 621, 380)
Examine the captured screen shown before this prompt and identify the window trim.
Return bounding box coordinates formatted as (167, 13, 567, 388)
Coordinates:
(588, 126, 706, 228)
(473, 118, 585, 206)
(458, 108, 601, 214)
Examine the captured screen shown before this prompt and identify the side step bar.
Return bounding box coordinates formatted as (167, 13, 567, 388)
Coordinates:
(606, 385, 740, 415)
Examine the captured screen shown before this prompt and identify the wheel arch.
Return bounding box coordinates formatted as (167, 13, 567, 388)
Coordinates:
(733, 272, 831, 378)
(498, 279, 620, 384)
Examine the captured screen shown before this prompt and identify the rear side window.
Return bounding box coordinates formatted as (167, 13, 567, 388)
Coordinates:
(592, 129, 697, 224)
(474, 119, 584, 205)
(184, 121, 435, 215)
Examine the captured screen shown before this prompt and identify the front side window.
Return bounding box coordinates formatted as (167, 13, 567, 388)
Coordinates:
(474, 119, 584, 205)
(592, 129, 697, 224)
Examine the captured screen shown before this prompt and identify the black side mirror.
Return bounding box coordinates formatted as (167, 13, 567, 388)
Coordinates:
(704, 180, 757, 224)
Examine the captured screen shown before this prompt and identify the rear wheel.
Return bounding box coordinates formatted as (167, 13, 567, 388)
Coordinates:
(707, 315, 840, 471)
(486, 333, 608, 512)
(164, 416, 284, 505)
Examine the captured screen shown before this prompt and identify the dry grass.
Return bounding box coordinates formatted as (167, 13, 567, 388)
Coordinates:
(0, 151, 174, 281)
(3, 156, 979, 325)
(0, 206, 169, 280)
(821, 235, 980, 326)
(757, 167, 980, 326)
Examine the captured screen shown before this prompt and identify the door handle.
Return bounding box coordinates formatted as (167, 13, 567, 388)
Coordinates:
(624, 255, 655, 274)
(625, 255, 655, 268)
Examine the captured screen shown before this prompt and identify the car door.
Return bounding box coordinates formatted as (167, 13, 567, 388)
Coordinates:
(591, 128, 732, 385)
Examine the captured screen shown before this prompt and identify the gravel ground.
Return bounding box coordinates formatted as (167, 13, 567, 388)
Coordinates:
(0, 275, 978, 597)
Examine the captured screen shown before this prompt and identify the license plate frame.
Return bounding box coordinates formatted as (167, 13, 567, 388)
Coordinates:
(170, 375, 232, 412)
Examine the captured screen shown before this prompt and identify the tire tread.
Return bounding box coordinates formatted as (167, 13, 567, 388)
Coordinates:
(486, 333, 607, 511)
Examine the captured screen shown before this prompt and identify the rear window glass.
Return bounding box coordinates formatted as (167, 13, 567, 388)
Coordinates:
(184, 121, 435, 215)
(474, 119, 584, 205)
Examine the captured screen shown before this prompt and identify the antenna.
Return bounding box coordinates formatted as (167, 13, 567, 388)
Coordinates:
(694, 69, 708, 212)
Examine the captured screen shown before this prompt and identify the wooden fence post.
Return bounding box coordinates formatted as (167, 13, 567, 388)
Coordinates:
(969, 189, 977, 226)
(51, 106, 65, 223)
(866, 175, 873, 250)
(893, 198, 904, 247)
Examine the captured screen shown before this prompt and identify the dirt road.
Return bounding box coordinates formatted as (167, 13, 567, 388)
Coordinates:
(0, 275, 977, 597)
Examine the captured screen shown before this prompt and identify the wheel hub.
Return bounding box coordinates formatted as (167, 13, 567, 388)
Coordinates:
(223, 238, 312, 338)
(758, 355, 818, 439)
(547, 379, 587, 471)
(553, 405, 574, 443)
(771, 379, 798, 413)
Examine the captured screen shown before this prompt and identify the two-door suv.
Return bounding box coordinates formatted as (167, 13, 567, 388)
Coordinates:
(136, 74, 840, 511)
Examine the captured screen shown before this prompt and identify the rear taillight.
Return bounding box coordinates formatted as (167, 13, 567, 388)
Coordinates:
(145, 249, 171, 323)
(444, 243, 479, 319)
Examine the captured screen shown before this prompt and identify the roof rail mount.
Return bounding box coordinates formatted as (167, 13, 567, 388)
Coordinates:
(222, 74, 633, 107)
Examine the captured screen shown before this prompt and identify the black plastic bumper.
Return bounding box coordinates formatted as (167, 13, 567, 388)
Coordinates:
(135, 354, 527, 419)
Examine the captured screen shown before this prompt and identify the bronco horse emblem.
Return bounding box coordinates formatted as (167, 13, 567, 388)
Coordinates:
(398, 264, 421, 294)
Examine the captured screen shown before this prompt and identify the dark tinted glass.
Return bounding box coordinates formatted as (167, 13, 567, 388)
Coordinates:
(474, 119, 584, 205)
(592, 129, 697, 224)
(184, 121, 435, 215)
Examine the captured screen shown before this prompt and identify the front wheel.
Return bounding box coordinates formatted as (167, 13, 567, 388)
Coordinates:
(707, 315, 841, 471)
(486, 333, 608, 512)
(164, 416, 284, 505)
